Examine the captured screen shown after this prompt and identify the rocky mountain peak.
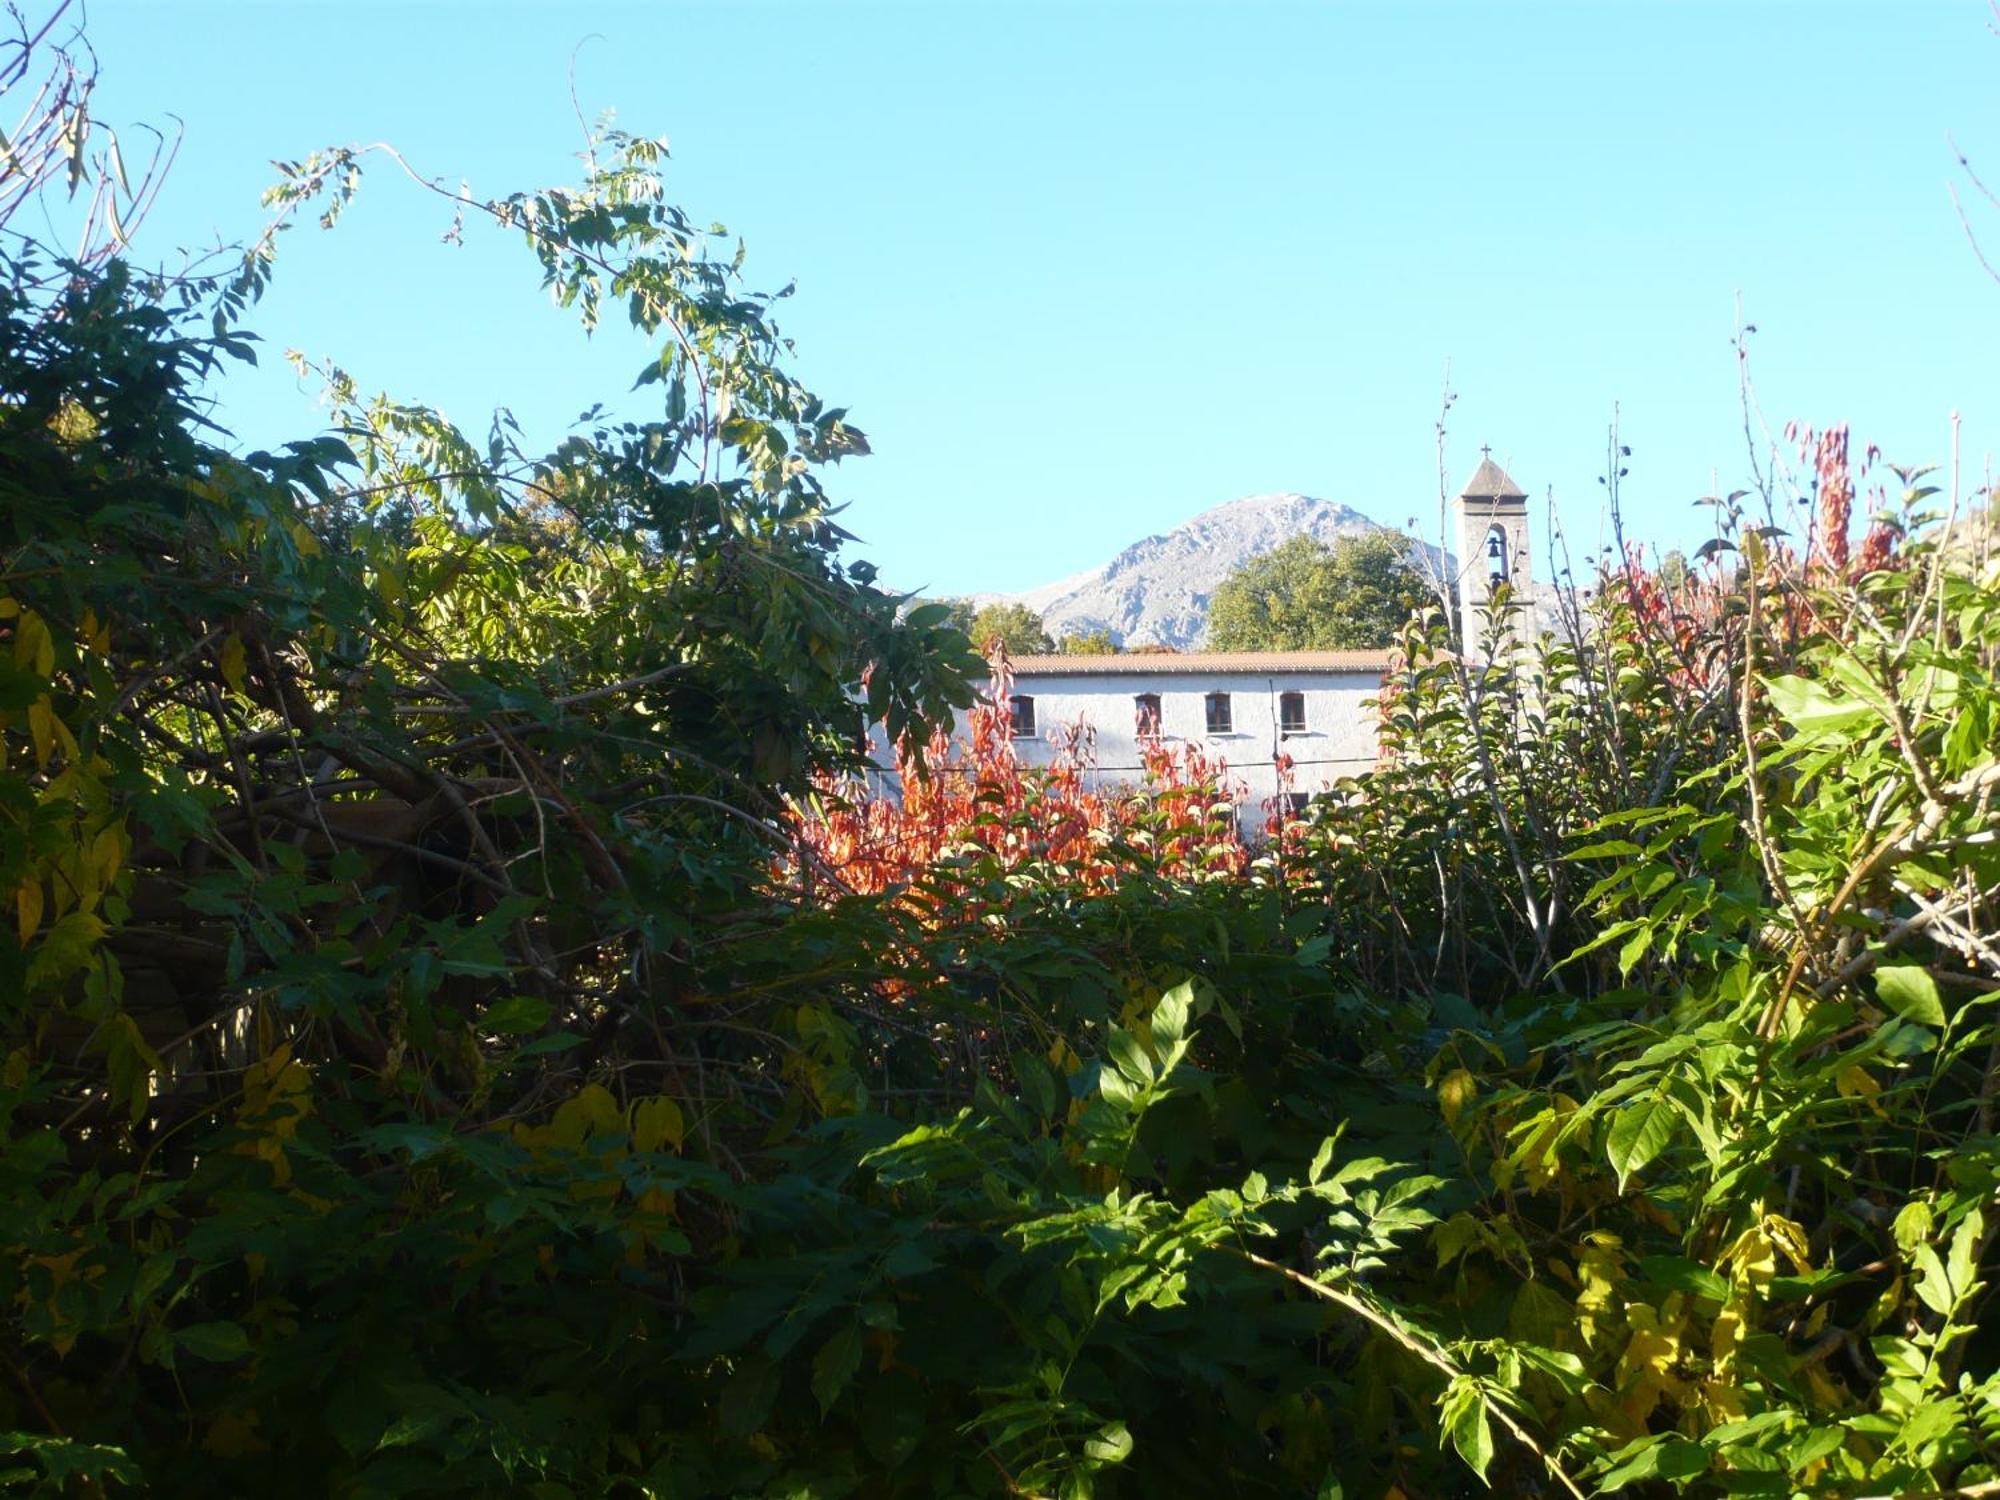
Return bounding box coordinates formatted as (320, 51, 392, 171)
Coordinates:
(994, 492, 1399, 649)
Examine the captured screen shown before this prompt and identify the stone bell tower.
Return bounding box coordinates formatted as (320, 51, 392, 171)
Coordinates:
(1457, 448, 1531, 655)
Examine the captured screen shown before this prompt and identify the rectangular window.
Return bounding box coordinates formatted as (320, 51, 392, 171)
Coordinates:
(1133, 692, 1162, 735)
(1008, 694, 1037, 739)
(1204, 691, 1232, 736)
(1284, 792, 1310, 818)
(1279, 690, 1306, 736)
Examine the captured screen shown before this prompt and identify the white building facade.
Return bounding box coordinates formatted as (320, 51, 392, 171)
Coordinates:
(988, 651, 1390, 837)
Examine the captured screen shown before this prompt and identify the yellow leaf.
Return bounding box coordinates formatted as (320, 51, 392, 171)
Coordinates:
(629, 1095, 685, 1154)
(205, 1409, 271, 1458)
(16, 880, 43, 945)
(219, 634, 248, 695)
(1437, 1067, 1477, 1126)
(79, 607, 110, 654)
(47, 710, 78, 765)
(240, 1044, 310, 1123)
(90, 824, 125, 887)
(1764, 1215, 1813, 1275)
(13, 609, 53, 676)
(235, 1044, 312, 1185)
(1698, 1374, 1747, 1424)
(1709, 1302, 1744, 1365)
(26, 697, 54, 769)
(1722, 1225, 1776, 1294)
(1574, 1234, 1627, 1348)
(1837, 1065, 1885, 1116)
(550, 1082, 622, 1148)
(1615, 1298, 1690, 1425)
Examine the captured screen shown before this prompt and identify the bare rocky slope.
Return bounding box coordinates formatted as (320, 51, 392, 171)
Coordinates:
(982, 492, 1425, 650)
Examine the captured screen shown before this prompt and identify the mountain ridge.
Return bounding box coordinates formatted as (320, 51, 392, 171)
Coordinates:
(973, 492, 1409, 650)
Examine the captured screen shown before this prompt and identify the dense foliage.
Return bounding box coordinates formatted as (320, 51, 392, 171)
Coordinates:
(939, 600, 1056, 657)
(1056, 628, 1117, 656)
(1208, 531, 1427, 652)
(7, 33, 2000, 1500)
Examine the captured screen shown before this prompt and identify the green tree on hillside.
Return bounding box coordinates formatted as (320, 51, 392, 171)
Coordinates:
(938, 599, 1055, 655)
(1206, 531, 1425, 651)
(1058, 627, 1116, 655)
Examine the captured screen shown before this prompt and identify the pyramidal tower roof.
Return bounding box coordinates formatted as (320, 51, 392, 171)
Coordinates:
(1460, 451, 1527, 501)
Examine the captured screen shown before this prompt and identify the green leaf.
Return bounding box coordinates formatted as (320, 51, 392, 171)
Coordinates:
(1763, 674, 1881, 740)
(484, 994, 552, 1035)
(1875, 965, 1945, 1028)
(0, 1435, 140, 1485)
(859, 1376, 926, 1468)
(1515, 1344, 1588, 1391)
(1605, 1096, 1677, 1189)
(1638, 1255, 1729, 1303)
(1083, 1421, 1133, 1466)
(176, 1321, 251, 1362)
(1566, 838, 1644, 861)
(1616, 923, 1652, 976)
(1653, 1439, 1711, 1481)
(1012, 1050, 1059, 1119)
(719, 1356, 780, 1437)
(1895, 1398, 1961, 1454)
(1947, 1208, 1984, 1302)
(1150, 980, 1193, 1052)
(1440, 1377, 1494, 1482)
(1785, 1426, 1845, 1471)
(1892, 1200, 1935, 1253)
(1106, 1026, 1155, 1088)
(1596, 1434, 1711, 1491)
(1307, 1135, 1336, 1185)
(1912, 1244, 1955, 1316)
(811, 1320, 864, 1415)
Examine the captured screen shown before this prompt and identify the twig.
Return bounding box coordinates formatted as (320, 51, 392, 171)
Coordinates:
(1241, 1251, 1587, 1500)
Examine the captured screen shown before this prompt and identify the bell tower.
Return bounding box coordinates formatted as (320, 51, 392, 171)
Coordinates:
(1457, 448, 1531, 655)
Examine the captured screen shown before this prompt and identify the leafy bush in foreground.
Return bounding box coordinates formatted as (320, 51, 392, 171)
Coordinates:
(5, 34, 2000, 1497)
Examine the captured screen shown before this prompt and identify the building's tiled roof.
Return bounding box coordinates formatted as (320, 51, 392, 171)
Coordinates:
(1009, 649, 1393, 676)
(1461, 456, 1527, 501)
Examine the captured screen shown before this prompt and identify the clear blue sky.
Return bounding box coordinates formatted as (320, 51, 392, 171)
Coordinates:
(87, 1, 2000, 597)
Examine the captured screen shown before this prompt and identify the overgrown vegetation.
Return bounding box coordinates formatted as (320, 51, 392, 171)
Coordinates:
(6, 20, 2000, 1499)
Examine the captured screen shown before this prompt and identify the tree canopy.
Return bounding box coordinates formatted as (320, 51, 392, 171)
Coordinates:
(938, 598, 1055, 656)
(1057, 627, 1117, 655)
(1206, 531, 1426, 651)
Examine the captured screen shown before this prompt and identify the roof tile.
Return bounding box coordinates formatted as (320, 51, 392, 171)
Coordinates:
(1461, 456, 1527, 500)
(1008, 649, 1393, 676)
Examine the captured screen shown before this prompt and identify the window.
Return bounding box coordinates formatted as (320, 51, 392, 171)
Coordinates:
(1008, 695, 1037, 739)
(1204, 691, 1233, 735)
(1284, 792, 1311, 818)
(1485, 525, 1509, 582)
(1133, 692, 1162, 735)
(1279, 690, 1306, 737)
